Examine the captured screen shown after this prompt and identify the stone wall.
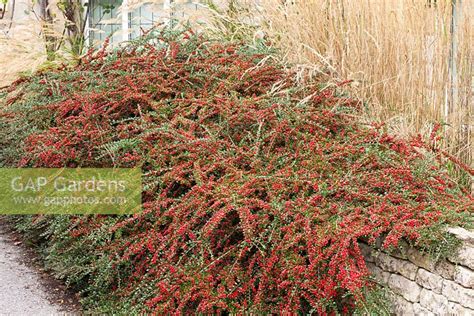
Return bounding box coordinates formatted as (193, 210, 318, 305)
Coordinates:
(360, 227, 474, 315)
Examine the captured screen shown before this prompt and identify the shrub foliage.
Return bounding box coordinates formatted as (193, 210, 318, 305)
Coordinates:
(0, 29, 472, 314)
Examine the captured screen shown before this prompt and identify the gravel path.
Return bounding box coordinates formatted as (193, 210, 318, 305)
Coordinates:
(0, 223, 77, 315)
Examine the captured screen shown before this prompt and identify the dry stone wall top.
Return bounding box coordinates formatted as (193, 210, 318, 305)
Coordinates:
(360, 227, 474, 315)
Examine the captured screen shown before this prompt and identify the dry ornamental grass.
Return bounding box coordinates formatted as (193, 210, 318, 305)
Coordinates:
(249, 0, 473, 187)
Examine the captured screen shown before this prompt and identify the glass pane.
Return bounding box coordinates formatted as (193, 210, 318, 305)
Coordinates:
(89, 0, 123, 47)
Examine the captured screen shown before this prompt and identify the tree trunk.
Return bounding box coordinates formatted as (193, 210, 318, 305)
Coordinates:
(38, 0, 57, 60)
(60, 0, 87, 57)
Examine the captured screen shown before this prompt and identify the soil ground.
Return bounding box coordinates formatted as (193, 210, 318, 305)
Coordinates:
(0, 218, 80, 315)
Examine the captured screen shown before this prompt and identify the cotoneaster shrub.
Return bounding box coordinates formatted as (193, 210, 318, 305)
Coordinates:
(1, 28, 472, 314)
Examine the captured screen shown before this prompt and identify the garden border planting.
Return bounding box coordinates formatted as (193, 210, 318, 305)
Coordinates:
(1, 28, 472, 314)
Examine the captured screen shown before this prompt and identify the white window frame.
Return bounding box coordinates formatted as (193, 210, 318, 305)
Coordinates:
(86, 0, 201, 46)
